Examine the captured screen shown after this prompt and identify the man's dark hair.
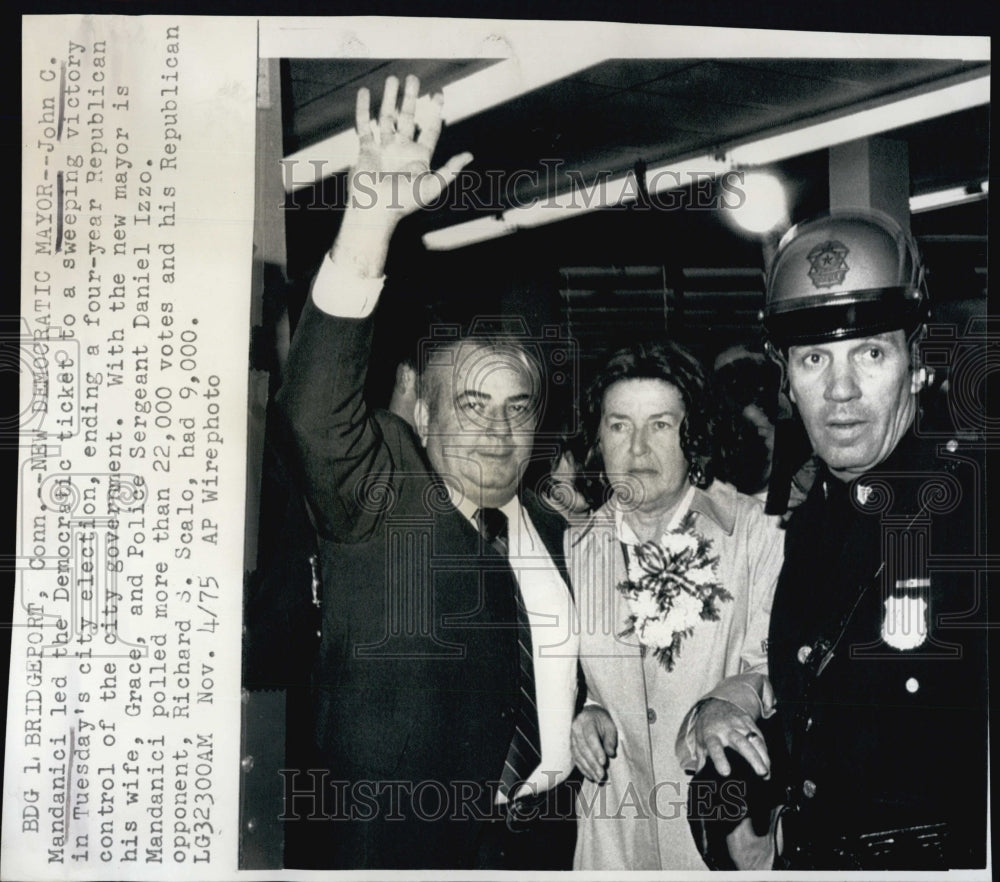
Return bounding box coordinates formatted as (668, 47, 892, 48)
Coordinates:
(714, 357, 781, 423)
(713, 357, 780, 496)
(583, 340, 716, 491)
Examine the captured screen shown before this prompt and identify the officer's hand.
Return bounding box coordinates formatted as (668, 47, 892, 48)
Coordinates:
(693, 698, 770, 778)
(571, 705, 618, 783)
(725, 815, 779, 869)
(350, 74, 472, 226)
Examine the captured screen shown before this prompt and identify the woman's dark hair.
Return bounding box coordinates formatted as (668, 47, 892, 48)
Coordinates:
(583, 340, 716, 492)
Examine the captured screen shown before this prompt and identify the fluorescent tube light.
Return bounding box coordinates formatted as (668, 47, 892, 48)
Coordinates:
(644, 156, 730, 194)
(425, 170, 645, 249)
(424, 158, 733, 249)
(909, 180, 988, 214)
(422, 216, 518, 251)
(504, 172, 642, 228)
(726, 74, 989, 167)
(284, 50, 610, 192)
(422, 71, 990, 251)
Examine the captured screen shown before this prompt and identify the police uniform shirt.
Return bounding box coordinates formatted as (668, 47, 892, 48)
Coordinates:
(767, 430, 987, 866)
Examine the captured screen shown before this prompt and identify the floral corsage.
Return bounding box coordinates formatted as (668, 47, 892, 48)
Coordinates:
(618, 513, 732, 671)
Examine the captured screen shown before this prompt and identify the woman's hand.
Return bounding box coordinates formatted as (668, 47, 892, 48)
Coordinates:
(571, 705, 619, 782)
(693, 697, 770, 777)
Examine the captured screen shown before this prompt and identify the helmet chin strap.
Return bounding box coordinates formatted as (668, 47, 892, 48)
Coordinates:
(907, 324, 932, 392)
(762, 338, 787, 386)
(761, 338, 796, 517)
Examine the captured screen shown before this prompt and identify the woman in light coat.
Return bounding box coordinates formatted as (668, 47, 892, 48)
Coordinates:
(568, 341, 784, 870)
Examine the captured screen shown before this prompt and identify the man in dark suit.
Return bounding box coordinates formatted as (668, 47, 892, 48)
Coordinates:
(276, 74, 579, 870)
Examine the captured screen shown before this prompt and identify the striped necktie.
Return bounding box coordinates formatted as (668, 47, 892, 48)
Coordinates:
(474, 507, 541, 798)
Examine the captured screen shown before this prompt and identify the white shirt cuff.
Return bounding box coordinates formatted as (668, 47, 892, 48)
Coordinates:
(310, 252, 385, 319)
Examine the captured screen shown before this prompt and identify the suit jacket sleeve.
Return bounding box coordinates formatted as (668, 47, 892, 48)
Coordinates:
(276, 294, 406, 542)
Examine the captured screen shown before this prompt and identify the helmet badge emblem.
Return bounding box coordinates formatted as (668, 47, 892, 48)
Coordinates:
(807, 240, 850, 289)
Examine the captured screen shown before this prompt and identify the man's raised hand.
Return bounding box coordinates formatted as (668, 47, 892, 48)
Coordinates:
(351, 73, 472, 222)
(331, 74, 471, 278)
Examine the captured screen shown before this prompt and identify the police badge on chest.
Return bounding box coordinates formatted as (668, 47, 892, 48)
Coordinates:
(882, 579, 930, 650)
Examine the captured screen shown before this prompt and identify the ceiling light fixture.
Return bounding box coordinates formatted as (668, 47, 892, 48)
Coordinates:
(283, 50, 612, 192)
(909, 180, 989, 214)
(727, 73, 989, 167)
(422, 170, 641, 249)
(721, 170, 790, 236)
(422, 215, 517, 251)
(422, 70, 989, 251)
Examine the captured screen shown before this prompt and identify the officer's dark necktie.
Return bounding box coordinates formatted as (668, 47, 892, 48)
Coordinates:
(474, 507, 541, 798)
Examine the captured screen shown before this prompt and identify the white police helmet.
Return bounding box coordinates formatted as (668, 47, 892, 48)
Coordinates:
(762, 209, 928, 351)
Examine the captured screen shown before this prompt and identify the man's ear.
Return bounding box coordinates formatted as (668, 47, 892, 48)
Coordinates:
(414, 398, 430, 447)
(911, 366, 930, 394)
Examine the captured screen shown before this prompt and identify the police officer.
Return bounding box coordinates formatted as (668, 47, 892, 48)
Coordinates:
(686, 210, 988, 870)
(767, 208, 990, 869)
